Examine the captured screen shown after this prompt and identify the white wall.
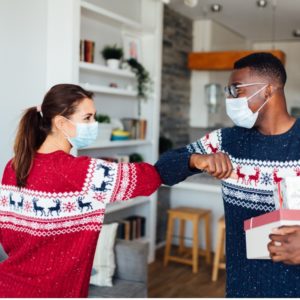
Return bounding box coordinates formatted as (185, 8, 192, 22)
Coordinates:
(253, 41, 300, 112)
(190, 20, 247, 128)
(170, 185, 223, 252)
(0, 0, 81, 175)
(0, 0, 48, 174)
(46, 0, 80, 87)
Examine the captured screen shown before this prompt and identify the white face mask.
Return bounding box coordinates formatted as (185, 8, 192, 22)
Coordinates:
(225, 84, 268, 129)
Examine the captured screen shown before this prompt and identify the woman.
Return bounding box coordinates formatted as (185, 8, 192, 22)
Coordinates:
(0, 84, 162, 297)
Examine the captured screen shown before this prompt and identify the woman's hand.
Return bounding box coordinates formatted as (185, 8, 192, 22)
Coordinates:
(189, 153, 237, 180)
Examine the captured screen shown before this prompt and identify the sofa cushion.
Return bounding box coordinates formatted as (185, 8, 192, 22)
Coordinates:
(88, 279, 147, 298)
(90, 223, 118, 287)
(114, 239, 148, 283)
(0, 244, 8, 262)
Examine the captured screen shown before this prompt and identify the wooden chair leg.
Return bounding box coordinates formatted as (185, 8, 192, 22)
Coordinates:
(221, 227, 225, 262)
(179, 219, 185, 254)
(205, 214, 212, 264)
(164, 215, 174, 267)
(212, 220, 223, 281)
(192, 217, 199, 273)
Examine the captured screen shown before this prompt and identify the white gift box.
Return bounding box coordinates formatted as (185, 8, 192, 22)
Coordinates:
(244, 209, 300, 259)
(273, 177, 300, 209)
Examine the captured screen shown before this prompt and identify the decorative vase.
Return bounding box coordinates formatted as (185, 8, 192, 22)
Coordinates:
(97, 123, 113, 142)
(106, 59, 120, 70)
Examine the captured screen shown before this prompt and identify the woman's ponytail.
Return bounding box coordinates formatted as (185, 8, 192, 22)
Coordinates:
(13, 107, 46, 188)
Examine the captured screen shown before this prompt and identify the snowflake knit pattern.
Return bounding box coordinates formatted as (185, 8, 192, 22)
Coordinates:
(0, 150, 161, 297)
(155, 119, 300, 297)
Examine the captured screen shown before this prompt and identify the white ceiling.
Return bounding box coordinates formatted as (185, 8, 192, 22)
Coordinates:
(167, 0, 300, 42)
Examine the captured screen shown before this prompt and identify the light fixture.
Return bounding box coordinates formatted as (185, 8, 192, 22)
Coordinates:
(184, 0, 198, 8)
(161, 0, 170, 4)
(257, 0, 268, 8)
(205, 83, 222, 113)
(210, 3, 222, 12)
(293, 29, 300, 38)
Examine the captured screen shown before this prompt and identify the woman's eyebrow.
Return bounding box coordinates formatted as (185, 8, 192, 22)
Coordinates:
(82, 113, 94, 117)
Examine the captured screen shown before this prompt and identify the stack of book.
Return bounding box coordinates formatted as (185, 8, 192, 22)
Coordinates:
(116, 215, 146, 240)
(122, 118, 147, 140)
(80, 39, 95, 63)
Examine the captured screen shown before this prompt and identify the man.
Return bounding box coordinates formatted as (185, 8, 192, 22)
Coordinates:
(155, 52, 300, 297)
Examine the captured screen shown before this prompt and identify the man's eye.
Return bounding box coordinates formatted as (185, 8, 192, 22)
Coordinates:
(236, 88, 242, 96)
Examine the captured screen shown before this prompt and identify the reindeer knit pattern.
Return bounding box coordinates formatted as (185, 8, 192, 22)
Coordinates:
(155, 119, 300, 297)
(0, 150, 161, 297)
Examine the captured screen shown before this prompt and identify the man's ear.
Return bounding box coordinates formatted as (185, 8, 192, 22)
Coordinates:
(264, 84, 273, 100)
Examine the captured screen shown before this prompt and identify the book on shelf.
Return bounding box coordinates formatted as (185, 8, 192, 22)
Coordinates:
(122, 118, 147, 140)
(116, 220, 131, 241)
(80, 40, 84, 62)
(80, 39, 95, 63)
(116, 215, 146, 240)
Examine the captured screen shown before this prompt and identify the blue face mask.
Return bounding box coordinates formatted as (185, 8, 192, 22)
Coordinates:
(65, 120, 99, 149)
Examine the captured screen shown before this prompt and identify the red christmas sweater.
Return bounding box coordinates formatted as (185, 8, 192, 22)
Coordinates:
(0, 150, 161, 297)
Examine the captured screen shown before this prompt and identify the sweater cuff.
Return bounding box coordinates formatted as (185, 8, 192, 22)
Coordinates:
(155, 149, 202, 186)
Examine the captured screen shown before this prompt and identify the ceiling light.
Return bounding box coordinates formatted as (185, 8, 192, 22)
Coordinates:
(256, 0, 268, 8)
(161, 0, 170, 4)
(210, 4, 222, 12)
(184, 0, 198, 8)
(293, 29, 300, 38)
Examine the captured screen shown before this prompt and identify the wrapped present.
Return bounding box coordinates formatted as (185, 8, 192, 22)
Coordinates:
(244, 209, 300, 259)
(273, 177, 300, 209)
(244, 177, 300, 259)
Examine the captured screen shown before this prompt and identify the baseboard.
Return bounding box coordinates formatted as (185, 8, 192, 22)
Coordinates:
(155, 241, 166, 249)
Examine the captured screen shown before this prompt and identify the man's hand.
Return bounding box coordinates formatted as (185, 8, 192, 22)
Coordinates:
(268, 225, 300, 265)
(189, 153, 236, 180)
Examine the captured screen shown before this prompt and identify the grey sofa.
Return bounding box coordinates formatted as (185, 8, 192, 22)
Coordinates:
(0, 244, 7, 262)
(89, 239, 149, 298)
(0, 239, 148, 298)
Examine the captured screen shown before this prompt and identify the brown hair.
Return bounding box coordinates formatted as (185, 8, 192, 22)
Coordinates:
(13, 84, 93, 188)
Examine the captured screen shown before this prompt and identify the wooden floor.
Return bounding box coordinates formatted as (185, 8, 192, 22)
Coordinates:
(148, 246, 226, 298)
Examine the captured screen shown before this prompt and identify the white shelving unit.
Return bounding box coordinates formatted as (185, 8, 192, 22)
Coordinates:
(44, 0, 162, 263)
(106, 197, 150, 214)
(74, 0, 163, 263)
(80, 82, 138, 97)
(79, 61, 135, 78)
(83, 139, 152, 150)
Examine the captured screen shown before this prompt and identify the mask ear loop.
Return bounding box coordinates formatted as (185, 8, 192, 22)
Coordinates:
(256, 85, 272, 113)
(247, 85, 270, 113)
(247, 84, 268, 102)
(61, 117, 76, 141)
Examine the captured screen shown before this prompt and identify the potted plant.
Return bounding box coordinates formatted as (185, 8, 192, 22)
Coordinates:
(101, 44, 123, 70)
(125, 58, 152, 116)
(95, 114, 113, 142)
(129, 152, 144, 163)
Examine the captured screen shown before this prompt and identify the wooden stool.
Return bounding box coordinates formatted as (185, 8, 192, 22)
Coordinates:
(212, 216, 226, 281)
(164, 206, 211, 273)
